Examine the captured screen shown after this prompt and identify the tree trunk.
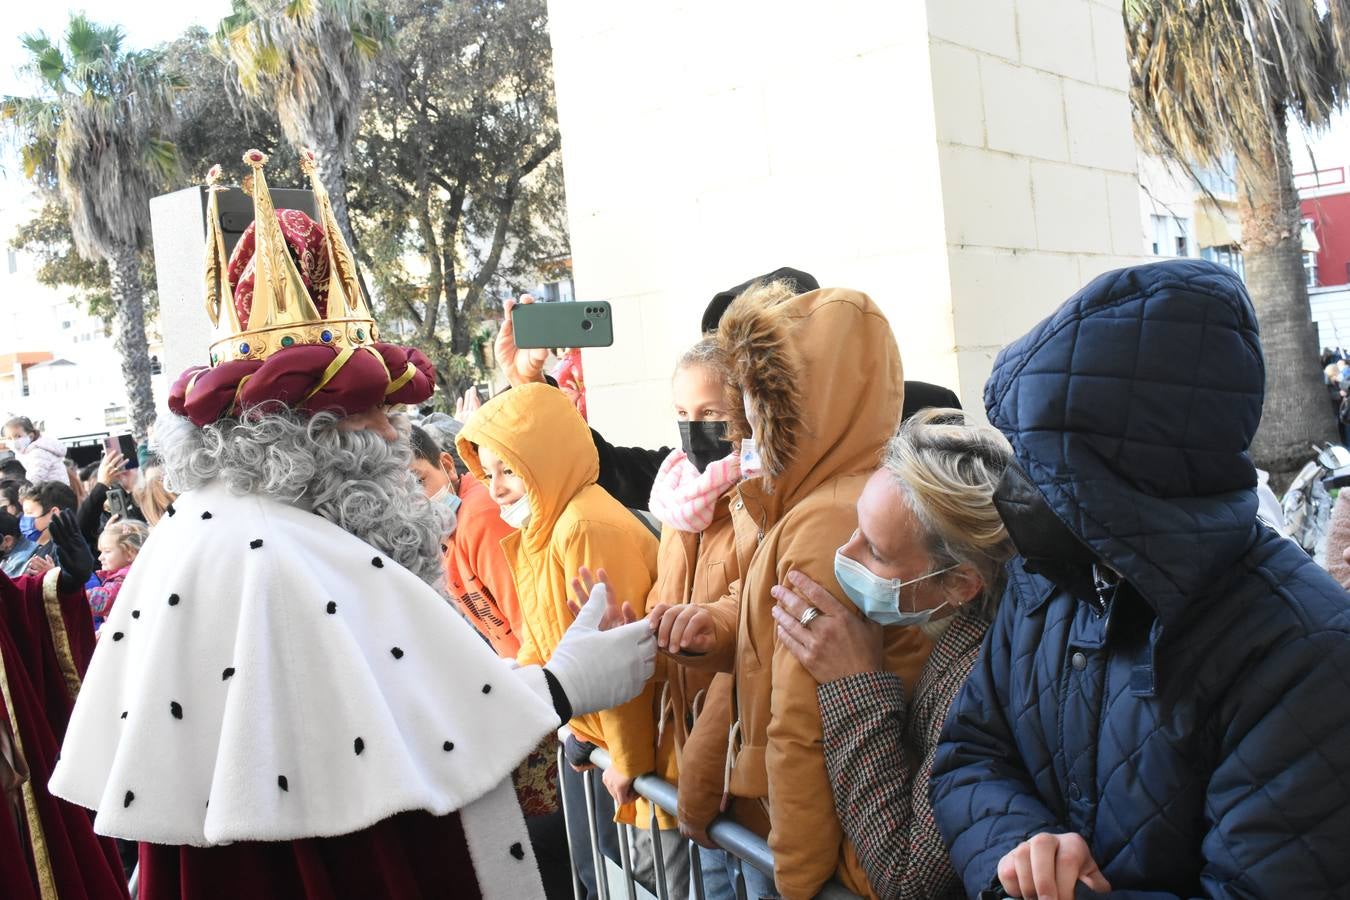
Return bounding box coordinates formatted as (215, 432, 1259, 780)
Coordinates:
(1238, 109, 1337, 482)
(106, 243, 157, 442)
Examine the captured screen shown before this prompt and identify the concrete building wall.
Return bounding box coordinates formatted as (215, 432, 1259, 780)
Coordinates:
(547, 0, 1142, 448)
(929, 0, 1143, 412)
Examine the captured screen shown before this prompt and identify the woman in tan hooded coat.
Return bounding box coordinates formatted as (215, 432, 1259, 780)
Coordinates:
(656, 282, 931, 899)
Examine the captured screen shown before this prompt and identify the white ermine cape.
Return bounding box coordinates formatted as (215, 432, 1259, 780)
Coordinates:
(50, 480, 558, 897)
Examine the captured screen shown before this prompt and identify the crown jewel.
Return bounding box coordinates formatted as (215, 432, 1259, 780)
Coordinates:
(204, 149, 379, 366)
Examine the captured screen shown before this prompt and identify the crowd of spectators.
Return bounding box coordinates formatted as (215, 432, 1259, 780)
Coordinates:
(0, 415, 175, 638)
(7, 259, 1350, 900)
(392, 260, 1350, 900)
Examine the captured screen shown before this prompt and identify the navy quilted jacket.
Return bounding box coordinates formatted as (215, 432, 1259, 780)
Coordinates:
(930, 260, 1350, 899)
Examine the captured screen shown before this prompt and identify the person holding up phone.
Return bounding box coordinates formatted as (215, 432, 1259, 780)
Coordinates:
(76, 449, 142, 550)
(494, 271, 821, 511)
(494, 270, 963, 512)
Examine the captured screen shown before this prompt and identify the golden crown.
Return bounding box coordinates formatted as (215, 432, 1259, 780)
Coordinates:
(204, 148, 379, 366)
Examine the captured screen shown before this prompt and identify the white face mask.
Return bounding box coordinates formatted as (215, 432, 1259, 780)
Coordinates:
(12, 435, 32, 452)
(739, 437, 764, 481)
(500, 494, 532, 529)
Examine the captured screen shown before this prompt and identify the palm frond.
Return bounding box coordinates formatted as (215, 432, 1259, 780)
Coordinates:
(214, 0, 390, 169)
(1127, 0, 1350, 177)
(3, 12, 182, 259)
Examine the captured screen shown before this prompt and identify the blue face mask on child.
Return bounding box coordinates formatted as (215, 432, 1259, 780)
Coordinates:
(430, 484, 462, 515)
(19, 515, 40, 543)
(833, 546, 957, 627)
(429, 485, 461, 535)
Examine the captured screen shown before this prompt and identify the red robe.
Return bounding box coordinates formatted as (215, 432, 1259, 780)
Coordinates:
(0, 570, 128, 900)
(138, 808, 481, 900)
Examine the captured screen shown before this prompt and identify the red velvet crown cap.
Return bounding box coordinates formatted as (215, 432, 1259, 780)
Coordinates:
(168, 208, 435, 425)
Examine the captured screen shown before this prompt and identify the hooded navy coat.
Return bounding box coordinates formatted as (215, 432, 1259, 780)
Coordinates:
(931, 260, 1350, 898)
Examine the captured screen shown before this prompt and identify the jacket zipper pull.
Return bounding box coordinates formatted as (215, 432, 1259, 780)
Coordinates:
(1092, 563, 1119, 615)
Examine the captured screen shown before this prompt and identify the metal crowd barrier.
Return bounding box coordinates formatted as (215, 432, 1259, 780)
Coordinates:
(561, 745, 861, 900)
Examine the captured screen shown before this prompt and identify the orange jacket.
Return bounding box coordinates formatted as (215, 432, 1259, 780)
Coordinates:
(458, 384, 660, 826)
(703, 287, 932, 899)
(649, 495, 738, 791)
(443, 473, 523, 659)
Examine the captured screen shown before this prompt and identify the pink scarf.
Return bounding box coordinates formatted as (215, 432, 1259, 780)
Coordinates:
(648, 449, 741, 533)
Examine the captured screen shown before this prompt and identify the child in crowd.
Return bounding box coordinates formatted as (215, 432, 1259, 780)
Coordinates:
(88, 519, 149, 632)
(643, 337, 747, 899)
(654, 282, 931, 899)
(409, 423, 524, 658)
(457, 383, 659, 900)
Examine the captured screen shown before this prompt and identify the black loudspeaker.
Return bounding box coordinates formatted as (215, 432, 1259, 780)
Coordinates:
(211, 187, 317, 257)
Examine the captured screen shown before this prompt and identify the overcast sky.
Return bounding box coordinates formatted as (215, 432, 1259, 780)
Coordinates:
(0, 1, 229, 95)
(0, 1, 229, 191)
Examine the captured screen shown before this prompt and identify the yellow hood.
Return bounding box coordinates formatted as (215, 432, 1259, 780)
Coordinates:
(456, 383, 599, 548)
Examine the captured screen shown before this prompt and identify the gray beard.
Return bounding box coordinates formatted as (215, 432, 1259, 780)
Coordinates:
(155, 409, 449, 588)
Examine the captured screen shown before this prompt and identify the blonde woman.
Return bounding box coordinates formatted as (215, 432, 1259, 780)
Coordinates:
(133, 460, 177, 526)
(770, 409, 1015, 900)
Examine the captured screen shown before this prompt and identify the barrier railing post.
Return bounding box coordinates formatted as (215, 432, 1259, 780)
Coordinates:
(556, 745, 585, 900)
(689, 842, 706, 900)
(579, 746, 861, 900)
(648, 800, 670, 900)
(615, 822, 638, 900)
(581, 768, 611, 900)
(731, 855, 748, 900)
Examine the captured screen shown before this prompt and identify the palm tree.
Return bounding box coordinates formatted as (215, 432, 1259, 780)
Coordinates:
(1126, 1, 1348, 480)
(2, 15, 180, 441)
(215, 0, 389, 249)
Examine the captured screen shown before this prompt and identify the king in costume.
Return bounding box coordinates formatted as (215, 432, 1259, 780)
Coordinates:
(49, 150, 655, 900)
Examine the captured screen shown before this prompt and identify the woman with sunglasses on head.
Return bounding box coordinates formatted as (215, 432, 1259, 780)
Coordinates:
(770, 408, 1016, 900)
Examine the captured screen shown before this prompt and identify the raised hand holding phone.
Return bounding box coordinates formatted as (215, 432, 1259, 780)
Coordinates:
(495, 295, 550, 386)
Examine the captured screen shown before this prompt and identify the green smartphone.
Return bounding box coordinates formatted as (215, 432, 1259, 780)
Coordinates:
(512, 301, 614, 349)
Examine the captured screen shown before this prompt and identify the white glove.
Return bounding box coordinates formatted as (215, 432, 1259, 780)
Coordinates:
(546, 583, 656, 718)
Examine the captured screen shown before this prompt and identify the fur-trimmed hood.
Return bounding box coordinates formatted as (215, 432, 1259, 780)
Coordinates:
(718, 284, 903, 513)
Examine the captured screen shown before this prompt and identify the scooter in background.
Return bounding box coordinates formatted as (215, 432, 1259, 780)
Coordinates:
(1281, 443, 1350, 566)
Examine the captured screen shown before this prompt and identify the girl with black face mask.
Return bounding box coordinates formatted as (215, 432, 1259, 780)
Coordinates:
(636, 337, 746, 899)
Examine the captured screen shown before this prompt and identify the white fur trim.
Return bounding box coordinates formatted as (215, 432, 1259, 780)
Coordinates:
(462, 776, 547, 899)
(50, 481, 557, 846)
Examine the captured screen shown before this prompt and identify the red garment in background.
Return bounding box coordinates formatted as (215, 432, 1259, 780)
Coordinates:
(0, 572, 128, 900)
(553, 348, 586, 421)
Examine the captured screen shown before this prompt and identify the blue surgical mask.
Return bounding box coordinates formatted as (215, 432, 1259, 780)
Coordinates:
(430, 484, 462, 514)
(429, 484, 462, 534)
(19, 515, 40, 543)
(833, 547, 957, 627)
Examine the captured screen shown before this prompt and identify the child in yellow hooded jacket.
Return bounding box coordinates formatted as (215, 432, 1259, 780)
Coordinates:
(457, 383, 660, 830)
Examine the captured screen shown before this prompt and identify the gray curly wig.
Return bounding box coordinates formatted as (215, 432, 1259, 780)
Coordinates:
(155, 407, 448, 587)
